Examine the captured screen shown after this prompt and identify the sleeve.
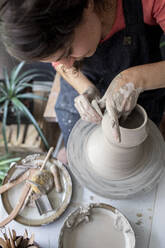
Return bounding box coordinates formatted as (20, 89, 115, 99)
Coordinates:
(160, 33, 165, 59)
(152, 0, 165, 31)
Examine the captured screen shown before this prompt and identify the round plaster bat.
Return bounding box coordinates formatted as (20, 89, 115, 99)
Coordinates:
(58, 203, 135, 248)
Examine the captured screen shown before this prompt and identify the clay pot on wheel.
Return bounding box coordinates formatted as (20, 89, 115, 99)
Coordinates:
(67, 104, 165, 198)
(86, 105, 148, 180)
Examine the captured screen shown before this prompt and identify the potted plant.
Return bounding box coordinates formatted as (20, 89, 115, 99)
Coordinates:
(0, 154, 20, 185)
(0, 61, 52, 152)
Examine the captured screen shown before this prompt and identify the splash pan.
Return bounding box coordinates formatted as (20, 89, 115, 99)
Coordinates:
(67, 119, 165, 199)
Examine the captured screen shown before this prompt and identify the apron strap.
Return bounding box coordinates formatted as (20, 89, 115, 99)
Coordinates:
(122, 0, 145, 44)
(123, 0, 144, 26)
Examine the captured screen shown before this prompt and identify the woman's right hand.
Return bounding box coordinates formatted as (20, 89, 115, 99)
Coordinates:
(99, 72, 143, 142)
(74, 86, 103, 123)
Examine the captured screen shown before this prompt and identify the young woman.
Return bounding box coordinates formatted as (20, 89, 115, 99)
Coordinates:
(1, 0, 165, 147)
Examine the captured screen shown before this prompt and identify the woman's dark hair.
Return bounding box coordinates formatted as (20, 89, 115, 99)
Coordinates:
(0, 0, 110, 61)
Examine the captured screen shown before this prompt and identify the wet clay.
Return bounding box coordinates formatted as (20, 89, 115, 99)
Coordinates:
(62, 208, 128, 248)
(119, 108, 144, 129)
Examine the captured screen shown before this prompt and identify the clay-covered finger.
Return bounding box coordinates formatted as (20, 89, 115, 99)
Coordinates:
(98, 96, 106, 109)
(81, 102, 102, 123)
(74, 95, 88, 116)
(106, 98, 121, 142)
(75, 96, 102, 123)
(74, 96, 91, 118)
(82, 105, 102, 123)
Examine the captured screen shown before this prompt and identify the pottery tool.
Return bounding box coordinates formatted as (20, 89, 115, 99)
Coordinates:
(25, 148, 55, 215)
(35, 193, 53, 215)
(15, 164, 39, 169)
(0, 168, 37, 195)
(0, 147, 54, 227)
(67, 104, 165, 199)
(8, 168, 29, 182)
(27, 179, 54, 215)
(27, 169, 54, 215)
(30, 160, 63, 214)
(50, 163, 62, 193)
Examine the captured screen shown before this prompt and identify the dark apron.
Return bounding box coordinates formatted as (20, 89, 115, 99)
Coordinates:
(55, 0, 165, 146)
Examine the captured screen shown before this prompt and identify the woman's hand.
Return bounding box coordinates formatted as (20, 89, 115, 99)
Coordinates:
(99, 73, 143, 142)
(74, 86, 102, 123)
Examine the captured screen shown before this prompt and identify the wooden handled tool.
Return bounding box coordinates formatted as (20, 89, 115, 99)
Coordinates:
(0, 169, 37, 195)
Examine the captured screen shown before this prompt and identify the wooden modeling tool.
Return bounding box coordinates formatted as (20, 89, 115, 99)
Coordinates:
(50, 163, 62, 193)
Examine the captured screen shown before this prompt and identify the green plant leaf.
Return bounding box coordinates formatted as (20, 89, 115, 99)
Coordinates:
(3, 67, 10, 91)
(0, 84, 8, 97)
(14, 82, 33, 92)
(0, 171, 6, 176)
(0, 96, 6, 103)
(0, 168, 9, 173)
(16, 73, 48, 87)
(10, 61, 25, 90)
(17, 93, 47, 101)
(11, 97, 50, 150)
(16, 107, 21, 139)
(14, 83, 33, 95)
(0, 155, 20, 185)
(2, 100, 9, 153)
(0, 157, 20, 166)
(14, 68, 45, 85)
(0, 154, 9, 160)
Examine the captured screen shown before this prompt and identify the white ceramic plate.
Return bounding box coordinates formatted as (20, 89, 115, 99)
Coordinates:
(2, 157, 72, 226)
(58, 203, 135, 248)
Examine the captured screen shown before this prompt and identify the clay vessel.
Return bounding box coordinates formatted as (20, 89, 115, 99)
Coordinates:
(86, 105, 149, 180)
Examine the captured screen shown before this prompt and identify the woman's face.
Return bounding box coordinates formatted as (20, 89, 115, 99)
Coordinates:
(42, 2, 102, 68)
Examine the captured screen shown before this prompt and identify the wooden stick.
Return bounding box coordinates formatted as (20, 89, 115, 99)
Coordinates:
(0, 183, 31, 228)
(8, 228, 15, 248)
(0, 169, 37, 195)
(40, 147, 54, 171)
(0, 238, 8, 248)
(50, 164, 62, 193)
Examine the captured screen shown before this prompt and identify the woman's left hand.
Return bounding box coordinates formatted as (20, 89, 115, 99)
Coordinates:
(99, 72, 143, 142)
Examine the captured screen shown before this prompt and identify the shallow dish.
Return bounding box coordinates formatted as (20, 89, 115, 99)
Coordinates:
(58, 203, 135, 248)
(1, 157, 72, 226)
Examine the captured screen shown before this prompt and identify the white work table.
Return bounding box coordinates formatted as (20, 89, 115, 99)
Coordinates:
(0, 170, 165, 248)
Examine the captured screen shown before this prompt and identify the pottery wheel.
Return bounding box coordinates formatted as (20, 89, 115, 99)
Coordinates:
(67, 119, 165, 199)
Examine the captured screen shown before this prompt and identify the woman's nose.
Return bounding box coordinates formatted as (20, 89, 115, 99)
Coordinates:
(60, 57, 75, 68)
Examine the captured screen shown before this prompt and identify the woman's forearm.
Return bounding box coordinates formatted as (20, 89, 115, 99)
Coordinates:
(55, 64, 95, 94)
(121, 61, 165, 90)
(56, 61, 165, 95)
